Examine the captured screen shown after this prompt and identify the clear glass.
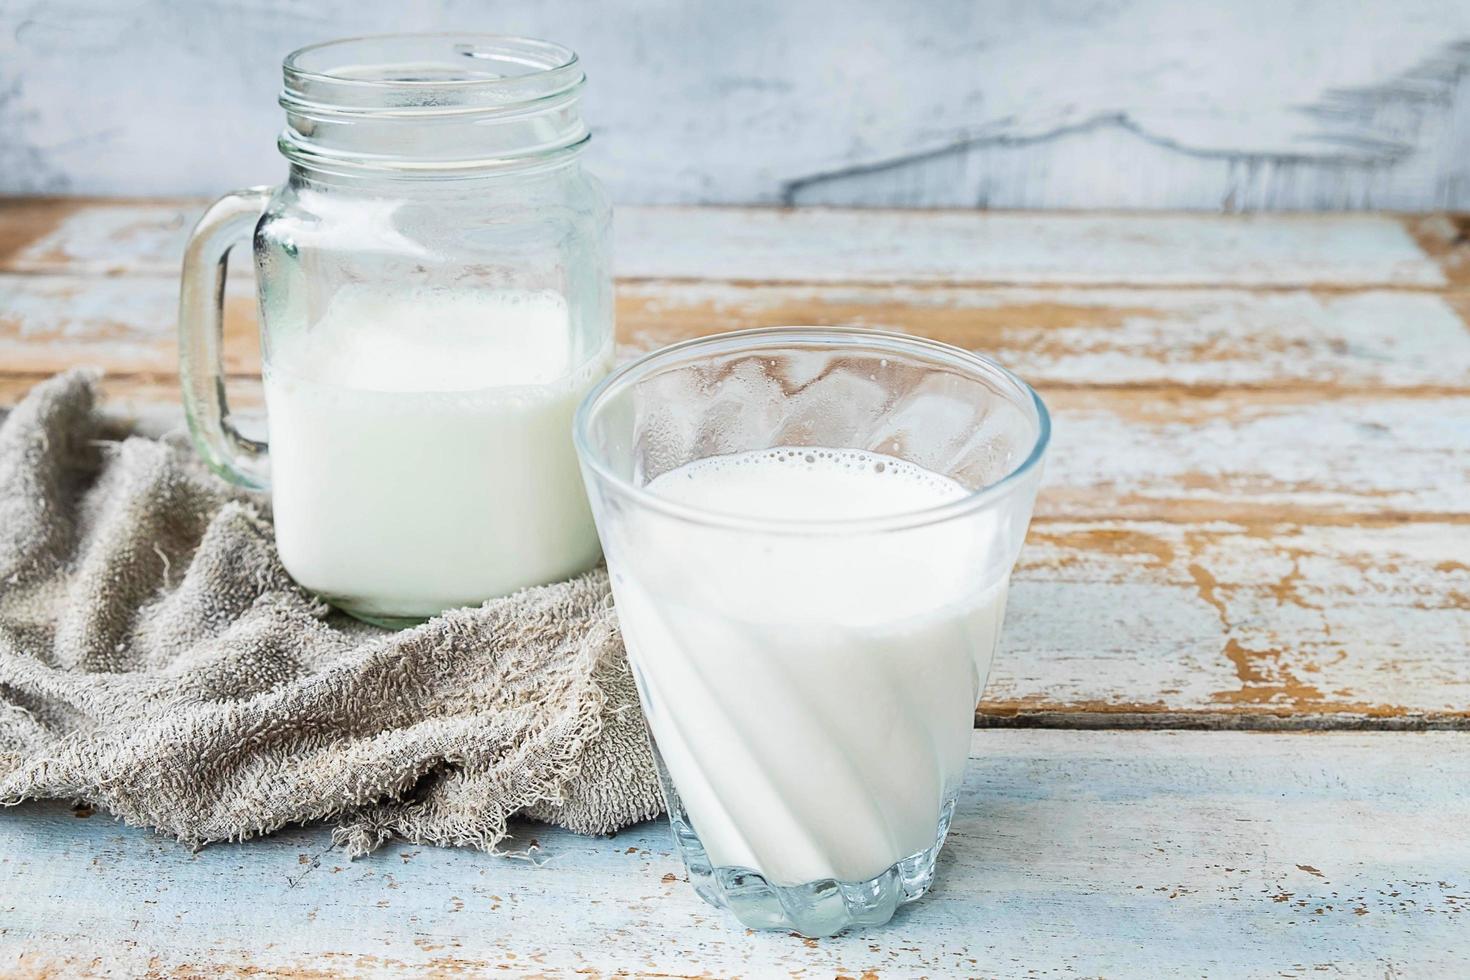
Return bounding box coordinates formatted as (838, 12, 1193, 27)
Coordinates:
(178, 35, 614, 626)
(574, 327, 1050, 937)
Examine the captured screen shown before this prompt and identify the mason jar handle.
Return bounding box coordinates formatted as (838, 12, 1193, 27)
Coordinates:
(178, 187, 273, 490)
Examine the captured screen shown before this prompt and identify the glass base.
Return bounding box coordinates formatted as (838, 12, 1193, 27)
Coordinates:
(306, 589, 431, 630)
(340, 608, 429, 630)
(666, 796, 957, 938)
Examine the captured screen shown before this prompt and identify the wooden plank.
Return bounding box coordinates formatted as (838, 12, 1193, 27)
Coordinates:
(1407, 213, 1470, 290)
(0, 199, 1454, 287)
(618, 208, 1451, 287)
(0, 272, 261, 376)
(1038, 388, 1470, 522)
(2, 377, 1466, 725)
(9, 275, 1467, 525)
(7, 269, 1468, 525)
(626, 282, 1470, 391)
(0, 199, 198, 277)
(7, 273, 1470, 391)
(0, 202, 1465, 727)
(3, 732, 1467, 977)
(997, 520, 1470, 724)
(6, 370, 1464, 527)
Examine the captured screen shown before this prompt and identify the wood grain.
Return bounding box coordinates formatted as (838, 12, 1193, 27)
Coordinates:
(3, 376, 1466, 726)
(0, 200, 1459, 287)
(0, 198, 197, 276)
(0, 272, 260, 376)
(15, 375, 1466, 528)
(1, 200, 1468, 975)
(621, 281, 1470, 390)
(998, 520, 1470, 725)
(3, 732, 1467, 977)
(617, 208, 1452, 287)
(11, 275, 1470, 393)
(1039, 388, 1470, 523)
(1, 199, 1468, 729)
(6, 275, 1468, 525)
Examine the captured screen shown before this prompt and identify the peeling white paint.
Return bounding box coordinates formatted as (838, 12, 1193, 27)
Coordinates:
(1003, 521, 1470, 714)
(12, 273, 1470, 389)
(3, 732, 1468, 975)
(621, 283, 1470, 388)
(1, 200, 1467, 721)
(1043, 394, 1470, 518)
(5, 202, 1447, 283)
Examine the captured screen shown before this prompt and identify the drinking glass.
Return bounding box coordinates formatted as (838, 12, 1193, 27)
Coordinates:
(178, 34, 612, 625)
(574, 327, 1050, 936)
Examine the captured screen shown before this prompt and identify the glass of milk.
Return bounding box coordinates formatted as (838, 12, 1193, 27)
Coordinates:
(178, 35, 612, 624)
(574, 327, 1050, 937)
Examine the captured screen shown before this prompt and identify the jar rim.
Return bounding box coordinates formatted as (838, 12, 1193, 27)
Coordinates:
(284, 32, 578, 90)
(281, 33, 584, 118)
(278, 33, 589, 174)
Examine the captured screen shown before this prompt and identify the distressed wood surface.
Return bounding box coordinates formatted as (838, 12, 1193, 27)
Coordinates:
(4, 732, 1468, 978)
(10, 275, 1470, 390)
(2, 199, 1469, 976)
(1, 199, 1468, 727)
(4, 1, 1470, 210)
(3, 379, 1465, 725)
(0, 200, 1451, 285)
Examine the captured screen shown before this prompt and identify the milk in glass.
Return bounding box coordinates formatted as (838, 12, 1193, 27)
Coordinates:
(609, 447, 1008, 886)
(264, 284, 607, 621)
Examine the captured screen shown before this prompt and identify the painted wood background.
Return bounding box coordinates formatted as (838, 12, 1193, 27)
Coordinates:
(3, 0, 1470, 209)
(7, 732, 1470, 977)
(1, 198, 1468, 975)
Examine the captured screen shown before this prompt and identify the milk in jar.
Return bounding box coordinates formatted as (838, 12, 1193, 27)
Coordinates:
(177, 35, 615, 624)
(264, 284, 608, 622)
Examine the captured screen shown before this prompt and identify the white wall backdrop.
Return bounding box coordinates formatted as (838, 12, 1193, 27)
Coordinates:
(2, 0, 1469, 209)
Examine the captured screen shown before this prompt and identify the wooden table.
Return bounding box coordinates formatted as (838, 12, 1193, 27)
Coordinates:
(1, 200, 1468, 976)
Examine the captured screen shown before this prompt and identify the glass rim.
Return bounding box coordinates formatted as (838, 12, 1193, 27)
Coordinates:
(573, 327, 1052, 535)
(283, 33, 580, 90)
(278, 33, 588, 174)
(280, 34, 584, 120)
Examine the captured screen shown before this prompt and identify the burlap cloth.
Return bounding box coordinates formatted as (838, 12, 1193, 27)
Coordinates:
(0, 371, 663, 855)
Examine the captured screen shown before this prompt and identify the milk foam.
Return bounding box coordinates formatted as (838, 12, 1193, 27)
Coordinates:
(265, 285, 606, 619)
(272, 284, 573, 390)
(647, 447, 969, 520)
(609, 448, 1008, 885)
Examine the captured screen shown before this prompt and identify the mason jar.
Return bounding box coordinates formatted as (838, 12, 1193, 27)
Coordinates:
(178, 34, 614, 626)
